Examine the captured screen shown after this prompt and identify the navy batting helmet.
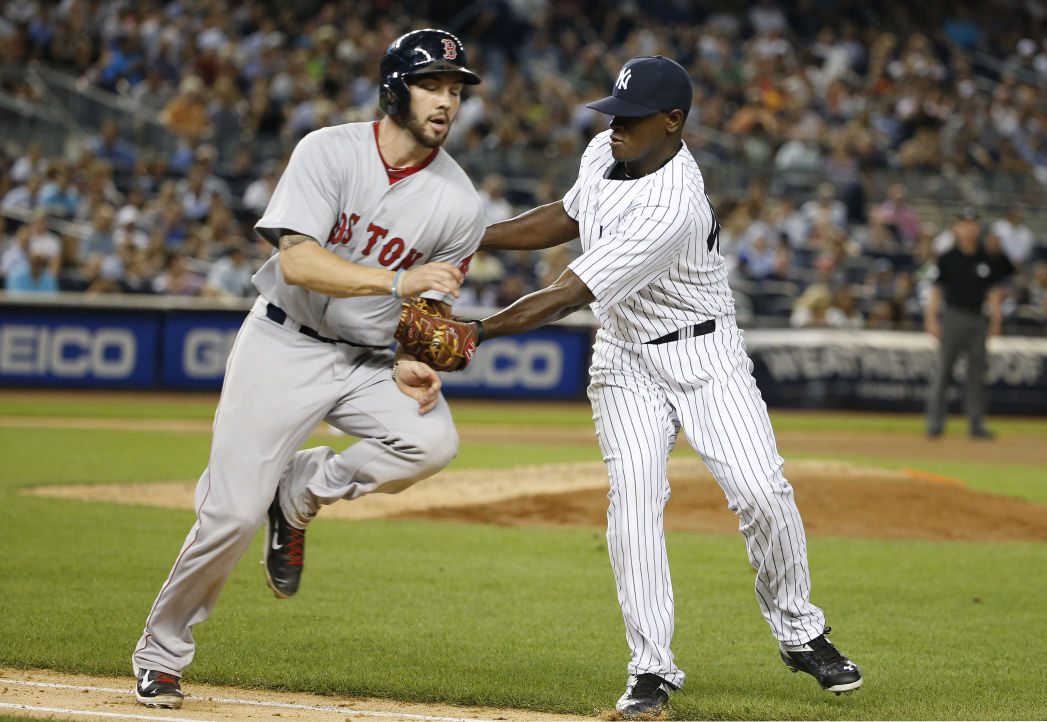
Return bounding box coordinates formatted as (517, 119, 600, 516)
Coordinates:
(379, 29, 481, 117)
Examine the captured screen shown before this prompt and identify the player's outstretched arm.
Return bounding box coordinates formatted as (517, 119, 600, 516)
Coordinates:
(479, 201, 579, 252)
(278, 233, 462, 298)
(477, 268, 594, 341)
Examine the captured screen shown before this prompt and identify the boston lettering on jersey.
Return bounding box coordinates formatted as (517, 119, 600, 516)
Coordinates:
(325, 211, 473, 275)
(325, 212, 425, 270)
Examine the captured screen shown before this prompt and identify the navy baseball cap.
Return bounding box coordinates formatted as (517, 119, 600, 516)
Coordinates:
(587, 56, 693, 117)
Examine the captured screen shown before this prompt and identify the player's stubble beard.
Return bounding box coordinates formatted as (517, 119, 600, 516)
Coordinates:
(400, 106, 452, 149)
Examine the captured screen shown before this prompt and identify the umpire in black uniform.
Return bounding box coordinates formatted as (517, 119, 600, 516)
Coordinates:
(924, 207, 1014, 439)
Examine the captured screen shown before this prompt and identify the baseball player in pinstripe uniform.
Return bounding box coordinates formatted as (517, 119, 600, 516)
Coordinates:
(468, 56, 862, 717)
(131, 29, 484, 709)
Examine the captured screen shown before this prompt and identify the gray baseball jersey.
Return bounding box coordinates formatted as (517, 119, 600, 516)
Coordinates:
(255, 121, 484, 345)
(133, 121, 484, 677)
(566, 130, 825, 689)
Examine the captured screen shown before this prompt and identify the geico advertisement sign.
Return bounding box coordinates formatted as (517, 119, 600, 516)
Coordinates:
(182, 328, 238, 378)
(440, 338, 563, 389)
(0, 324, 136, 378)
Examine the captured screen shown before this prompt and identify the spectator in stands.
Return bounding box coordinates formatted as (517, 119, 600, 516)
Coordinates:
(151, 249, 204, 296)
(9, 142, 47, 184)
(5, 214, 59, 294)
(80, 203, 117, 260)
(872, 182, 921, 248)
(774, 125, 822, 178)
(75, 159, 124, 218)
(161, 75, 209, 138)
(130, 67, 175, 110)
(186, 146, 232, 204)
(799, 183, 848, 245)
(116, 243, 157, 294)
(156, 199, 190, 248)
(79, 254, 124, 295)
(790, 284, 833, 328)
(2, 173, 44, 210)
(0, 221, 31, 283)
(5, 242, 58, 294)
(176, 163, 220, 223)
(859, 209, 902, 253)
(459, 251, 505, 308)
(478, 173, 514, 223)
(22, 208, 60, 258)
(866, 299, 905, 329)
(39, 162, 81, 218)
(822, 135, 863, 222)
(206, 75, 248, 140)
(218, 148, 257, 201)
(737, 205, 787, 282)
(990, 203, 1036, 265)
(87, 118, 137, 173)
(90, 31, 145, 92)
(825, 286, 865, 329)
(495, 271, 529, 309)
(55, 232, 85, 291)
(242, 159, 280, 217)
(201, 240, 255, 299)
(114, 206, 150, 250)
(2, 0, 1045, 317)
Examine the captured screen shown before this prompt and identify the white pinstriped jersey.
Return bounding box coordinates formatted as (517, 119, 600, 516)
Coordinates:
(565, 130, 735, 343)
(254, 122, 484, 347)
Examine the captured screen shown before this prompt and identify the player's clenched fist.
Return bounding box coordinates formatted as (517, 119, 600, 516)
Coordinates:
(391, 358, 442, 414)
(396, 262, 464, 299)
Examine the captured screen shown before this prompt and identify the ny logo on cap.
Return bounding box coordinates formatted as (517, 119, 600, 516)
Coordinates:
(615, 67, 632, 90)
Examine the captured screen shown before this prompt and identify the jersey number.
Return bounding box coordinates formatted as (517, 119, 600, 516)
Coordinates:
(706, 219, 721, 254)
(705, 197, 720, 253)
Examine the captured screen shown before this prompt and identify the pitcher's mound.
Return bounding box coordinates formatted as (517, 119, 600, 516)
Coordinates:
(28, 458, 1047, 542)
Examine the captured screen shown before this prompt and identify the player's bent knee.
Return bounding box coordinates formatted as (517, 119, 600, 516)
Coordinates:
(387, 423, 459, 477)
(414, 428, 459, 475)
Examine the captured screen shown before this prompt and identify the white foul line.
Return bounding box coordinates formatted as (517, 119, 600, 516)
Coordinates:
(0, 701, 211, 721)
(0, 678, 519, 722)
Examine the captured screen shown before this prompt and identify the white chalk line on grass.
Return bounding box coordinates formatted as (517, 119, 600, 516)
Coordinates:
(0, 678, 517, 722)
(0, 701, 210, 721)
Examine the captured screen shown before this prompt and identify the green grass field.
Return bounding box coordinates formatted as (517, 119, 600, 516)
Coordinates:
(2, 394, 1046, 720)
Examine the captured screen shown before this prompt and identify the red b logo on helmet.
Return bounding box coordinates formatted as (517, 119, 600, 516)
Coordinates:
(442, 38, 457, 59)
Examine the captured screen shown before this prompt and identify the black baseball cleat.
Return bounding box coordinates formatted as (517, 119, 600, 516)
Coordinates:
(263, 491, 306, 598)
(135, 668, 183, 708)
(780, 627, 863, 695)
(615, 673, 677, 719)
(969, 426, 995, 440)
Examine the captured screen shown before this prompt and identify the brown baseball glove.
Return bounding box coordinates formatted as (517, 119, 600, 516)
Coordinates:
(395, 298, 478, 372)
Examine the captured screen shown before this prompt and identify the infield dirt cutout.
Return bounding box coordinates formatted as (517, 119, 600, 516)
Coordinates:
(12, 419, 1047, 719)
(25, 423, 1047, 543)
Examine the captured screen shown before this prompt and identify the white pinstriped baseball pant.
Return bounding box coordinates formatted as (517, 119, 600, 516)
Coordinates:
(587, 315, 825, 689)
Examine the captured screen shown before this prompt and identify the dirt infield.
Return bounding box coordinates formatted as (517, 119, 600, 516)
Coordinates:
(0, 667, 592, 722)
(28, 454, 1047, 542)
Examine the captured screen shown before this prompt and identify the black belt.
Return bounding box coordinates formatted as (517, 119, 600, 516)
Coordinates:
(265, 303, 387, 349)
(645, 319, 716, 345)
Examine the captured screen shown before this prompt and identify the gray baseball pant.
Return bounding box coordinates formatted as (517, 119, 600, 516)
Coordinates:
(133, 304, 457, 676)
(926, 306, 989, 433)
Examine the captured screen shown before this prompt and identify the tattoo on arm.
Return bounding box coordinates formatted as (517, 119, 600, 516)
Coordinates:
(279, 233, 319, 251)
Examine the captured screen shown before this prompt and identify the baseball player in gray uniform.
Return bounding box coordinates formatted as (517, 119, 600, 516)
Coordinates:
(467, 56, 862, 718)
(132, 29, 485, 709)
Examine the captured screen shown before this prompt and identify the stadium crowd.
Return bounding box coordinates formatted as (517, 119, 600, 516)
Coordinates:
(1, 0, 1045, 330)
